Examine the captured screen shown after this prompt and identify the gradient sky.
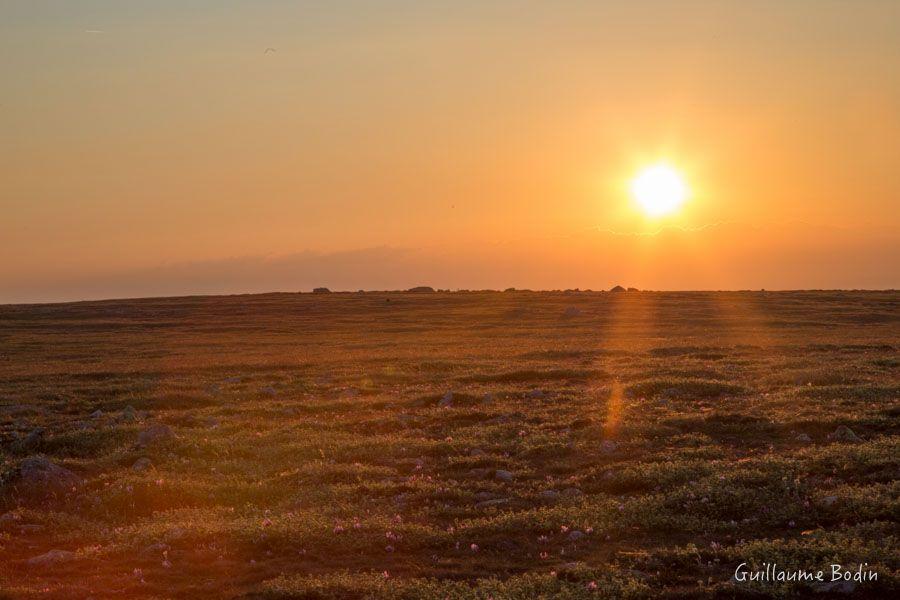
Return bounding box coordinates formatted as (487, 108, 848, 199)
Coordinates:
(2, 1, 899, 302)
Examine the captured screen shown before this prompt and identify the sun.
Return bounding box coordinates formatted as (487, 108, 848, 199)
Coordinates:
(630, 163, 688, 217)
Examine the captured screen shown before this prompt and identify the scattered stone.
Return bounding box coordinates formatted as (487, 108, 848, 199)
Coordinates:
(224, 376, 242, 384)
(260, 386, 277, 398)
(812, 580, 857, 594)
(795, 433, 812, 442)
(567, 530, 587, 542)
(468, 468, 493, 480)
(600, 440, 618, 454)
(0, 512, 20, 528)
(481, 393, 495, 403)
(15, 428, 45, 452)
(494, 469, 514, 482)
(538, 489, 560, 501)
(90, 409, 103, 419)
(561, 487, 583, 497)
(828, 426, 862, 443)
(439, 392, 454, 408)
(26, 549, 76, 568)
(9, 457, 82, 502)
(121, 405, 139, 422)
(132, 458, 153, 472)
(474, 491, 502, 502)
(475, 498, 510, 509)
(137, 424, 174, 447)
(525, 390, 545, 399)
(563, 306, 582, 318)
(821, 495, 839, 507)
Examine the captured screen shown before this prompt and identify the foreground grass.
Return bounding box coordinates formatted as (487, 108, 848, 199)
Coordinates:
(0, 290, 897, 598)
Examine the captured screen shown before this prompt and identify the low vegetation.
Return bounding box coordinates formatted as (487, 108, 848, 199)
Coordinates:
(0, 291, 897, 598)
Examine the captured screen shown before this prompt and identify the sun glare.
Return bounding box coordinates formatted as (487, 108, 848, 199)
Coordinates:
(630, 164, 688, 217)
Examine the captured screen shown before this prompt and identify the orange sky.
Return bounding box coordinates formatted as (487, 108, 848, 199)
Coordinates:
(2, 1, 898, 302)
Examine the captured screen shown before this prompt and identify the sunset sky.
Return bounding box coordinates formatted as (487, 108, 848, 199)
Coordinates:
(2, 1, 898, 303)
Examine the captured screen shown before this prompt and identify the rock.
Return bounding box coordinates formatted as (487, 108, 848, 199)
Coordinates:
(3, 458, 81, 504)
(538, 489, 560, 501)
(407, 286, 435, 293)
(202, 417, 221, 428)
(26, 549, 76, 567)
(795, 433, 812, 442)
(259, 386, 277, 398)
(821, 495, 839, 507)
(567, 530, 587, 542)
(132, 457, 153, 472)
(525, 390, 545, 399)
(481, 393, 494, 403)
(627, 287, 640, 292)
(600, 440, 618, 454)
(609, 285, 626, 293)
(494, 469, 514, 482)
(224, 376, 242, 384)
(312, 287, 331, 294)
(475, 498, 510, 509)
(563, 306, 582, 318)
(137, 424, 174, 447)
(561, 487, 583, 497)
(13, 457, 82, 500)
(468, 468, 493, 480)
(812, 580, 856, 594)
(474, 491, 501, 502)
(439, 392, 454, 408)
(90, 410, 103, 419)
(469, 448, 485, 457)
(121, 406, 139, 422)
(828, 426, 862, 442)
(14, 427, 45, 452)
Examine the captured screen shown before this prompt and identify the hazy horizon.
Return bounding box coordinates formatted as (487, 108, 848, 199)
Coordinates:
(3, 1, 898, 303)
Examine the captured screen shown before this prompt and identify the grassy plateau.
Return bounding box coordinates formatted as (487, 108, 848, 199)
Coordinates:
(0, 290, 897, 598)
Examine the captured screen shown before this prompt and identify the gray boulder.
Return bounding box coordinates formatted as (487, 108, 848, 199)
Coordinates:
(494, 469, 515, 482)
(7, 457, 82, 501)
(137, 424, 174, 447)
(26, 549, 76, 568)
(828, 426, 862, 443)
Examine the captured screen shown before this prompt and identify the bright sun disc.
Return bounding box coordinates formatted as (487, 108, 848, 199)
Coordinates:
(631, 164, 688, 217)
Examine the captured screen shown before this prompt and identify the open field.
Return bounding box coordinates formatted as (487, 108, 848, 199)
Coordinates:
(0, 290, 897, 598)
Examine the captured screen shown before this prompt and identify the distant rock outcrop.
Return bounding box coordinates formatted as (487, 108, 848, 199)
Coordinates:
(312, 287, 331, 294)
(609, 285, 626, 292)
(407, 286, 435, 293)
